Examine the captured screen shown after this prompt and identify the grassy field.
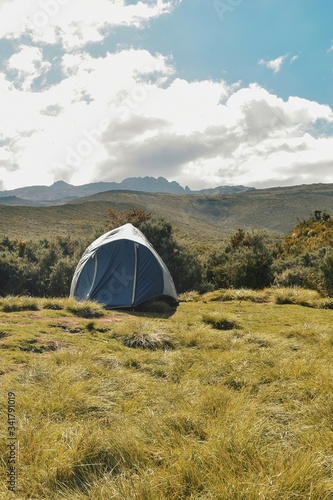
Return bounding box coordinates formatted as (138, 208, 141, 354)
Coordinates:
(1, 289, 333, 499)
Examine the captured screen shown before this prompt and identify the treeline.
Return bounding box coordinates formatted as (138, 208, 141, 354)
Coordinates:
(1, 209, 333, 298)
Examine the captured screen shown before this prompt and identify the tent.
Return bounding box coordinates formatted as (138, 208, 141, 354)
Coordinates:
(70, 223, 178, 308)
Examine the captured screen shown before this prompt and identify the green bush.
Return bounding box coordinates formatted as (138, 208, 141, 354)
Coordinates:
(274, 266, 319, 290)
(3, 211, 333, 299)
(0, 237, 79, 297)
(321, 251, 333, 296)
(206, 230, 274, 290)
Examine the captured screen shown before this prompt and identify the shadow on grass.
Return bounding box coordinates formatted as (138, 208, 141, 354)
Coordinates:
(128, 298, 178, 319)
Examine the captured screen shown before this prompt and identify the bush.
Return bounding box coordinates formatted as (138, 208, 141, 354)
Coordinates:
(48, 258, 75, 297)
(0, 236, 81, 297)
(274, 266, 319, 290)
(206, 230, 275, 290)
(321, 251, 333, 296)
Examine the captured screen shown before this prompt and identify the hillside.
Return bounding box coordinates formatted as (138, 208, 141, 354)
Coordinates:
(1, 183, 333, 241)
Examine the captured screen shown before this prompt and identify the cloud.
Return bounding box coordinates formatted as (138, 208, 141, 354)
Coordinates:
(6, 45, 51, 91)
(1, 42, 332, 191)
(92, 81, 333, 189)
(0, 2, 332, 192)
(40, 103, 64, 116)
(0, 0, 180, 48)
(259, 54, 289, 73)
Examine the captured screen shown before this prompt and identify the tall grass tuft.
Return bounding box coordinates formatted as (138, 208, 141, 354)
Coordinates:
(0, 296, 40, 312)
(122, 331, 176, 350)
(202, 311, 241, 330)
(65, 299, 105, 318)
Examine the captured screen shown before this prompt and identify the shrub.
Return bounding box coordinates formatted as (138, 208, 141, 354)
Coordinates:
(48, 258, 75, 297)
(321, 251, 333, 296)
(206, 230, 275, 290)
(274, 266, 319, 290)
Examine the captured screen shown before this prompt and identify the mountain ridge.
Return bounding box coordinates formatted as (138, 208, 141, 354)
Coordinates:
(0, 176, 254, 206)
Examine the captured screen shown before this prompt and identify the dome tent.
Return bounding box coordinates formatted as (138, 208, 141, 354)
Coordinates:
(70, 223, 178, 308)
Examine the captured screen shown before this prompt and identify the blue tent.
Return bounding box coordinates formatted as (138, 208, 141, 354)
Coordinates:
(70, 223, 178, 308)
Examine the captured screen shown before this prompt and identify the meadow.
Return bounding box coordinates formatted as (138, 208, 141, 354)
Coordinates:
(1, 288, 333, 499)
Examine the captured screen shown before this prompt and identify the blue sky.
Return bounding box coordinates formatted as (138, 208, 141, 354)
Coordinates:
(123, 0, 333, 105)
(0, 0, 332, 190)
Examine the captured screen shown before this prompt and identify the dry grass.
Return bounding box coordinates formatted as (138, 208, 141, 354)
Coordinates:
(202, 311, 241, 330)
(1, 291, 333, 498)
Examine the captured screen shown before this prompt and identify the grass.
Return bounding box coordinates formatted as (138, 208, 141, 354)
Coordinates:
(0, 297, 105, 318)
(202, 311, 241, 330)
(1, 290, 333, 498)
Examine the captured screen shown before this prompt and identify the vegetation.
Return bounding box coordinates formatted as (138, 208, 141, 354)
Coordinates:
(3, 205, 333, 497)
(3, 209, 333, 298)
(1, 290, 333, 498)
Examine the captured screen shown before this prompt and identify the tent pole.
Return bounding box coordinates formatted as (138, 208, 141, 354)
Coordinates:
(131, 243, 138, 307)
(86, 252, 98, 299)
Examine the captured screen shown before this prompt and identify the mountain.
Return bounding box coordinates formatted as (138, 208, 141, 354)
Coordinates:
(0, 196, 40, 206)
(0, 177, 254, 205)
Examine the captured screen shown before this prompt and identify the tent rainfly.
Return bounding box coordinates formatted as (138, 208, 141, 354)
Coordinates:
(70, 223, 178, 308)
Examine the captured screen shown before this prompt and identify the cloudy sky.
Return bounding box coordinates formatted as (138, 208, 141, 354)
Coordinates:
(0, 0, 332, 191)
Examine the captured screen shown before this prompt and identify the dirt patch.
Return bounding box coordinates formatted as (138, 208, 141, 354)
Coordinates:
(37, 334, 69, 351)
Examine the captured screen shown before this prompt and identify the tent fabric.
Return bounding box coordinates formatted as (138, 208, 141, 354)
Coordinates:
(70, 223, 178, 308)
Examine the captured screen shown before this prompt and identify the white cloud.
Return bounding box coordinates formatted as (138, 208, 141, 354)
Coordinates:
(0, 2, 332, 192)
(0, 0, 180, 48)
(6, 45, 51, 91)
(259, 54, 289, 73)
(1, 43, 333, 191)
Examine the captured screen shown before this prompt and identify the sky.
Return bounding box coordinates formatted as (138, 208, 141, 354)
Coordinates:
(0, 0, 332, 191)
